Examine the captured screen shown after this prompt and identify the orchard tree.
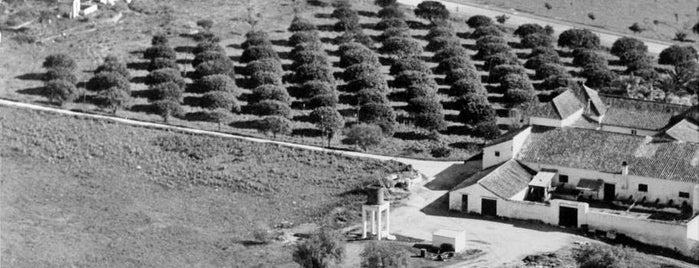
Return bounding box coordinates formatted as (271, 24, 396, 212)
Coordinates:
(201, 91, 241, 112)
(611, 37, 648, 61)
(558, 28, 600, 49)
(150, 81, 184, 102)
(289, 16, 317, 32)
(344, 124, 384, 151)
(44, 79, 79, 105)
(146, 68, 185, 89)
(658, 45, 698, 66)
(45, 68, 78, 85)
(456, 94, 496, 125)
(87, 71, 131, 92)
(195, 74, 240, 95)
(472, 120, 500, 139)
(358, 103, 396, 135)
(378, 5, 404, 19)
(257, 116, 292, 138)
(466, 15, 493, 28)
(95, 55, 130, 79)
(207, 108, 234, 131)
(514, 23, 545, 38)
(310, 107, 345, 147)
(194, 59, 236, 79)
(98, 86, 131, 113)
(390, 57, 431, 75)
(43, 54, 77, 71)
(153, 99, 184, 123)
(251, 100, 292, 118)
(414, 1, 449, 23)
(374, 0, 397, 7)
(250, 84, 291, 104)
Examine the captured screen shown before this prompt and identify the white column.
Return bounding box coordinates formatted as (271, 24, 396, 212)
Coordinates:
(371, 210, 376, 235)
(362, 207, 367, 239)
(377, 209, 382, 240)
(385, 206, 390, 235)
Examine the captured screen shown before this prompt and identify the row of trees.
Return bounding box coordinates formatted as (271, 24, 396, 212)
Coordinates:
(42, 54, 81, 105)
(144, 34, 186, 122)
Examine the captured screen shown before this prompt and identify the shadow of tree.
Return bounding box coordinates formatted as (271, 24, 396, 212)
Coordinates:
(16, 73, 45, 81)
(17, 86, 45, 96)
(292, 128, 322, 137)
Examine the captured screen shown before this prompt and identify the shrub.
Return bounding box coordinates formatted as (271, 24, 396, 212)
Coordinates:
(435, 56, 474, 74)
(378, 27, 410, 42)
(450, 78, 486, 96)
(194, 42, 226, 55)
(246, 30, 270, 41)
(357, 88, 389, 105)
(44, 79, 79, 104)
(500, 73, 534, 92)
(573, 244, 634, 268)
(97, 86, 131, 113)
(521, 33, 554, 48)
(415, 111, 447, 132)
(658, 45, 698, 65)
(470, 25, 503, 39)
(251, 100, 292, 118)
(192, 32, 220, 43)
(426, 36, 461, 52)
(293, 63, 335, 84)
(340, 48, 380, 68)
(344, 63, 381, 81)
(611, 37, 648, 60)
(241, 36, 273, 51)
(535, 63, 567, 80)
(241, 45, 279, 63)
(344, 124, 384, 150)
(148, 57, 178, 72)
(475, 35, 507, 51)
(338, 42, 368, 56)
(87, 71, 131, 92)
(426, 26, 454, 40)
(308, 93, 339, 109)
(309, 107, 345, 146)
(144, 45, 176, 61)
(467, 15, 493, 28)
(250, 84, 291, 104)
(257, 116, 292, 138)
(393, 70, 437, 89)
(390, 57, 431, 75)
(195, 74, 240, 95)
(380, 37, 422, 58)
(414, 1, 449, 22)
(541, 73, 575, 90)
(408, 97, 442, 115)
(445, 68, 481, 84)
(378, 5, 404, 19)
(558, 28, 600, 49)
(289, 31, 321, 47)
(250, 71, 283, 88)
(472, 120, 500, 139)
(192, 50, 228, 67)
(430, 146, 451, 157)
(43, 54, 77, 71)
(375, 18, 408, 30)
(332, 7, 358, 20)
(406, 84, 438, 99)
(194, 59, 236, 79)
(375, 0, 397, 7)
(476, 42, 511, 60)
(300, 80, 335, 98)
(572, 49, 607, 68)
(245, 58, 284, 77)
(293, 228, 346, 268)
(95, 59, 130, 79)
(289, 17, 317, 32)
(489, 64, 527, 81)
(336, 30, 375, 47)
(291, 50, 330, 69)
(358, 103, 397, 135)
(529, 46, 558, 58)
(433, 45, 469, 62)
(146, 68, 185, 88)
(484, 51, 520, 69)
(152, 99, 184, 123)
(456, 94, 496, 125)
(200, 91, 240, 112)
(151, 33, 168, 46)
(514, 23, 545, 38)
(524, 52, 560, 70)
(630, 67, 659, 82)
(45, 68, 77, 84)
(347, 73, 389, 93)
(333, 18, 361, 32)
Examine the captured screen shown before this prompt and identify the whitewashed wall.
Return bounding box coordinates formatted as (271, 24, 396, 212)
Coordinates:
(600, 125, 658, 137)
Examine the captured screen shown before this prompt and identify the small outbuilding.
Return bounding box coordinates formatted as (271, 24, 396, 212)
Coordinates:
(432, 229, 466, 252)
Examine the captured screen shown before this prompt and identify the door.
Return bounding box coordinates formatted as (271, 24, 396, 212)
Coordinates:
(481, 198, 497, 216)
(461, 195, 468, 213)
(559, 206, 578, 227)
(603, 183, 615, 201)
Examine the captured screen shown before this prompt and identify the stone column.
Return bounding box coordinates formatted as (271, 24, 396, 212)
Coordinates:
(385, 205, 390, 235)
(361, 207, 367, 239)
(377, 209, 382, 241)
(371, 210, 376, 235)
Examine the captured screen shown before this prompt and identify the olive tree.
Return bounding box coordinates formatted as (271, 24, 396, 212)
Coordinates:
(44, 79, 79, 105)
(310, 107, 345, 147)
(344, 124, 384, 151)
(414, 1, 449, 23)
(256, 116, 292, 138)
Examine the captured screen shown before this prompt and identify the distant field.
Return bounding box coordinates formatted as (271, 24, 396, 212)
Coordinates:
(0, 106, 406, 267)
(462, 0, 699, 43)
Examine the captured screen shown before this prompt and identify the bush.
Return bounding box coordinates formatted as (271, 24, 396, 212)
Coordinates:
(573, 244, 634, 268)
(470, 25, 503, 39)
(293, 63, 335, 84)
(514, 23, 545, 38)
(456, 94, 496, 125)
(630, 67, 659, 82)
(246, 30, 269, 41)
(445, 68, 481, 84)
(300, 80, 335, 98)
(332, 7, 358, 20)
(289, 17, 317, 32)
(393, 70, 437, 89)
(489, 64, 527, 81)
(484, 51, 520, 69)
(340, 48, 380, 68)
(148, 57, 178, 72)
(144, 45, 176, 61)
(151, 33, 169, 46)
(308, 93, 339, 109)
(378, 5, 404, 19)
(245, 58, 284, 77)
(450, 78, 486, 96)
(241, 45, 279, 63)
(535, 63, 567, 80)
(200, 91, 240, 112)
(250, 84, 291, 104)
(251, 100, 292, 118)
(95, 59, 130, 79)
(430, 146, 451, 157)
(291, 50, 330, 69)
(426, 26, 454, 40)
(433, 45, 469, 62)
(472, 120, 500, 139)
(380, 37, 422, 58)
(309, 107, 345, 146)
(87, 71, 131, 92)
(333, 18, 361, 32)
(415, 112, 447, 132)
(338, 42, 368, 56)
(572, 49, 607, 68)
(358, 103, 397, 135)
(476, 42, 511, 60)
(414, 1, 449, 22)
(467, 15, 493, 28)
(192, 50, 228, 67)
(558, 28, 600, 49)
(475, 35, 507, 51)
(241, 36, 273, 51)
(524, 52, 560, 70)
(257, 116, 292, 138)
(378, 27, 410, 42)
(582, 66, 617, 88)
(97, 86, 131, 113)
(43, 54, 77, 71)
(521, 33, 554, 48)
(44, 79, 79, 104)
(500, 73, 534, 92)
(435, 56, 474, 74)
(611, 37, 648, 60)
(289, 31, 321, 47)
(375, 18, 408, 30)
(658, 45, 698, 65)
(45, 68, 77, 84)
(357, 88, 389, 105)
(390, 57, 431, 75)
(541, 73, 575, 90)
(195, 74, 240, 95)
(146, 68, 185, 88)
(347, 73, 389, 93)
(152, 99, 184, 123)
(406, 84, 438, 99)
(197, 19, 214, 30)
(194, 59, 236, 79)
(194, 41, 226, 55)
(408, 97, 442, 115)
(426, 36, 461, 52)
(344, 63, 381, 81)
(147, 81, 182, 102)
(250, 71, 283, 88)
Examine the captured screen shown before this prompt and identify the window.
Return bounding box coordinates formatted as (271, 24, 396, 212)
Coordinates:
(680, 192, 690, 198)
(559, 175, 569, 183)
(494, 151, 500, 157)
(638, 184, 648, 192)
(631, 129, 637, 135)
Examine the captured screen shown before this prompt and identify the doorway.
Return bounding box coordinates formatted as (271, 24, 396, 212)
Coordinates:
(604, 183, 615, 201)
(481, 198, 497, 216)
(461, 195, 468, 213)
(559, 206, 578, 227)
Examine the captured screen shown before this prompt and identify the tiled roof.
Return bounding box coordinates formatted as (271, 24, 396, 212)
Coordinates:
(526, 102, 560, 119)
(478, 160, 534, 198)
(517, 127, 699, 183)
(666, 119, 699, 143)
(552, 90, 584, 119)
(600, 95, 689, 130)
(581, 84, 606, 116)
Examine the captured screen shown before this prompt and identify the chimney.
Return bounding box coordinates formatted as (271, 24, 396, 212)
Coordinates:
(621, 161, 629, 176)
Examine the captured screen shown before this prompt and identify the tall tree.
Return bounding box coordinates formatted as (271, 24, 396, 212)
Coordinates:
(309, 107, 345, 147)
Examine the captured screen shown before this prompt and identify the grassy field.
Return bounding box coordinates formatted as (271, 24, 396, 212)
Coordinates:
(0, 106, 409, 267)
(464, 0, 699, 44)
(521, 244, 697, 268)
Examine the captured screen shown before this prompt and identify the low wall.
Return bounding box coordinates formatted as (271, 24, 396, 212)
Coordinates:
(687, 215, 699, 241)
(500, 200, 555, 225)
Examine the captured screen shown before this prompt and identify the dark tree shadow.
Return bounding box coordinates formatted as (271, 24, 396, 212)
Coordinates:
(406, 20, 429, 30)
(508, 42, 526, 49)
(357, 10, 376, 18)
(130, 104, 157, 114)
(442, 101, 459, 111)
(292, 128, 322, 137)
(271, 39, 288, 47)
(228, 43, 242, 50)
(127, 61, 149, 71)
(293, 114, 313, 123)
(176, 59, 192, 65)
(131, 76, 147, 84)
(338, 107, 358, 117)
(444, 124, 468, 135)
(320, 36, 336, 44)
(16, 86, 45, 96)
(183, 111, 212, 121)
(290, 100, 308, 110)
(131, 89, 157, 100)
(229, 119, 260, 130)
(314, 13, 333, 19)
(394, 131, 431, 141)
(174, 46, 195, 54)
(317, 24, 335, 32)
(183, 96, 204, 107)
(15, 73, 45, 81)
(338, 94, 358, 105)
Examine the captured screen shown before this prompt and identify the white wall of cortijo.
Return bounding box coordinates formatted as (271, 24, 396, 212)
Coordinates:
(482, 141, 513, 170)
(600, 124, 658, 137)
(449, 183, 498, 214)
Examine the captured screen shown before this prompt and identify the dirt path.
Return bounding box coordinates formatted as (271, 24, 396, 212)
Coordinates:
(397, 0, 673, 55)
